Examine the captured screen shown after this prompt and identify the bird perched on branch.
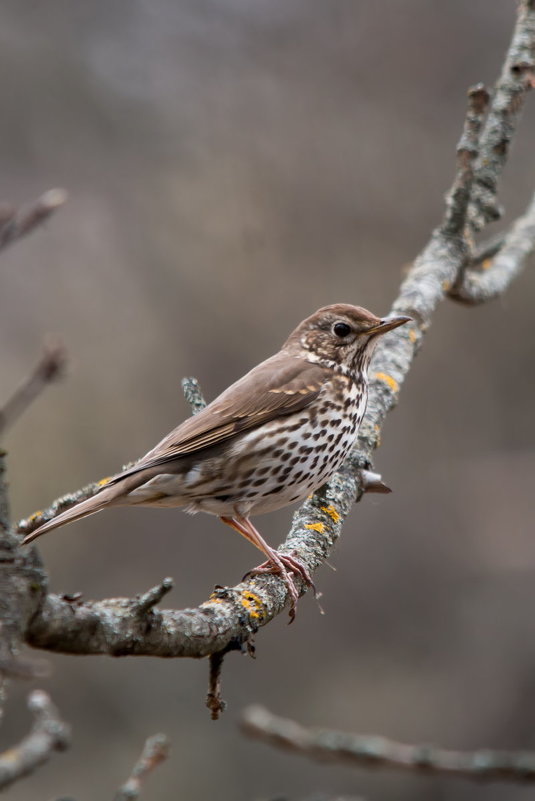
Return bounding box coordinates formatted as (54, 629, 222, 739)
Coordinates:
(23, 304, 409, 619)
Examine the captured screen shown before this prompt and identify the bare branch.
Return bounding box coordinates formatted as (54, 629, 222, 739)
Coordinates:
(0, 690, 70, 791)
(0, 339, 67, 437)
(442, 83, 489, 239)
(468, 0, 535, 232)
(27, 577, 278, 657)
(133, 577, 174, 617)
(0, 188, 67, 252)
(206, 651, 228, 721)
(241, 705, 535, 783)
(114, 734, 169, 801)
(15, 1, 535, 666)
(449, 190, 535, 304)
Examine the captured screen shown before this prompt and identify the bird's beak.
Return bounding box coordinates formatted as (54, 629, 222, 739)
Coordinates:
(367, 315, 412, 336)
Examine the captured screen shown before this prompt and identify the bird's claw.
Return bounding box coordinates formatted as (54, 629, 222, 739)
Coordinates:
(245, 552, 317, 623)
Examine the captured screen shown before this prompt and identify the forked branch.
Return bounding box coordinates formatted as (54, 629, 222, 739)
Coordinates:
(0, 691, 70, 791)
(11, 0, 535, 667)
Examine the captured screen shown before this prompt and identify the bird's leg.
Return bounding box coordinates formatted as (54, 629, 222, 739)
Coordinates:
(219, 514, 315, 621)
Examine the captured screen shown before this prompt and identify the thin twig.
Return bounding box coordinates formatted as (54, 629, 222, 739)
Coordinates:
(241, 705, 535, 783)
(114, 734, 169, 801)
(206, 651, 227, 720)
(133, 578, 174, 617)
(450, 190, 535, 304)
(181, 376, 207, 415)
(0, 188, 67, 252)
(0, 690, 70, 790)
(0, 339, 67, 437)
(442, 83, 489, 239)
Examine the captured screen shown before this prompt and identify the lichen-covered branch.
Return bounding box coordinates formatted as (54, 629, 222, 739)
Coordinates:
(180, 376, 207, 415)
(0, 691, 70, 790)
(241, 705, 535, 783)
(467, 0, 535, 232)
(450, 191, 535, 304)
(0, 188, 67, 252)
(14, 0, 535, 661)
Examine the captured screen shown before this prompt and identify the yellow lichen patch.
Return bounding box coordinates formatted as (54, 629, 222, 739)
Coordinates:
(320, 505, 340, 523)
(305, 522, 325, 533)
(409, 329, 417, 344)
(97, 476, 111, 486)
(374, 424, 382, 447)
(374, 372, 399, 393)
(240, 590, 265, 619)
(27, 511, 43, 523)
(207, 595, 224, 605)
(442, 280, 450, 291)
(481, 258, 492, 270)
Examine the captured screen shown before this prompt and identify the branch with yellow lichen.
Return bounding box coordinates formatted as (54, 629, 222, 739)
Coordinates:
(7, 0, 535, 714)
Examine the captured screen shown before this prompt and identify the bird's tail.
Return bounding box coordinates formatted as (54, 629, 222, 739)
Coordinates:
(22, 482, 125, 545)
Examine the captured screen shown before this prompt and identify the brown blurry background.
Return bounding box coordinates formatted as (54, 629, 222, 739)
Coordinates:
(2, 1, 535, 799)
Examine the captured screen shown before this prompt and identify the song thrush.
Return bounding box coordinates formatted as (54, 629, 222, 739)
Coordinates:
(23, 304, 409, 618)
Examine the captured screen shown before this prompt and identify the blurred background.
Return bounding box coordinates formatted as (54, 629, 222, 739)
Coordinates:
(2, 1, 535, 799)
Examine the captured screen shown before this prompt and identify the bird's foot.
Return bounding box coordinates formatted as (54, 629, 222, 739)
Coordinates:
(245, 552, 317, 623)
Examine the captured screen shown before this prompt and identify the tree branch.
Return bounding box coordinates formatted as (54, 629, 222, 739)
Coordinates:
(0, 690, 70, 791)
(467, 0, 535, 233)
(241, 705, 535, 783)
(449, 190, 535, 304)
(114, 734, 169, 801)
(13, 1, 535, 664)
(0, 339, 67, 437)
(0, 188, 67, 252)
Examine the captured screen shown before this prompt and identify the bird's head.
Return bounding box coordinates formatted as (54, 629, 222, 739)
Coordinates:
(284, 303, 411, 374)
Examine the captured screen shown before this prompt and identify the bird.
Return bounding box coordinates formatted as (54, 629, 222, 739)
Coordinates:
(23, 304, 410, 619)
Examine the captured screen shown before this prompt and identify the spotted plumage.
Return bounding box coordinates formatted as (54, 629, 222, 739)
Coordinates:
(23, 304, 410, 619)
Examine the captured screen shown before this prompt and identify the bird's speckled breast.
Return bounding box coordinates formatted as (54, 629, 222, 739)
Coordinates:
(182, 371, 368, 517)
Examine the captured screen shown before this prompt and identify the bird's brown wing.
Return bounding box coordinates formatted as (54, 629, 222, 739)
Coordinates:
(109, 355, 330, 482)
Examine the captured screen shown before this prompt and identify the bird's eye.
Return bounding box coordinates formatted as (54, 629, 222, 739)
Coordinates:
(333, 322, 351, 338)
